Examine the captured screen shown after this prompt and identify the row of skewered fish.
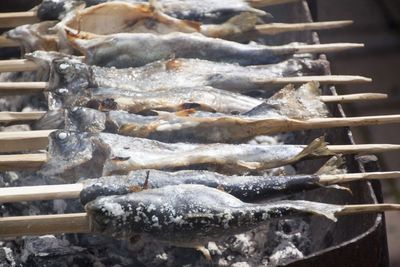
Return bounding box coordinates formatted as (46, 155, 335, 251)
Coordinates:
(0, 0, 398, 264)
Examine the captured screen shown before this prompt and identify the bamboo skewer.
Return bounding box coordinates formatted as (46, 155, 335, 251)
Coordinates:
(0, 143, 400, 171)
(293, 43, 364, 53)
(254, 20, 353, 35)
(0, 59, 39, 72)
(1, 203, 400, 238)
(0, 153, 47, 171)
(0, 129, 54, 153)
(319, 93, 387, 103)
(248, 0, 303, 7)
(0, 11, 39, 28)
(0, 82, 48, 94)
(0, 36, 19, 48)
(0, 111, 46, 123)
(0, 171, 399, 204)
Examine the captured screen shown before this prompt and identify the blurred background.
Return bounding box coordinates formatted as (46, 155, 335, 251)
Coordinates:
(310, 0, 400, 265)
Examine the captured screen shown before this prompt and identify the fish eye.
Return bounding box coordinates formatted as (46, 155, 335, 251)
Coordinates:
(55, 88, 69, 96)
(56, 131, 69, 141)
(55, 60, 74, 74)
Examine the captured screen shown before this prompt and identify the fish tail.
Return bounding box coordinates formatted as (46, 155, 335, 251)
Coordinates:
(291, 136, 334, 163)
(315, 155, 346, 175)
(223, 12, 259, 33)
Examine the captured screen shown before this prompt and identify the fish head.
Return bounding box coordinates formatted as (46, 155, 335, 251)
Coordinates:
(42, 130, 108, 181)
(66, 107, 107, 132)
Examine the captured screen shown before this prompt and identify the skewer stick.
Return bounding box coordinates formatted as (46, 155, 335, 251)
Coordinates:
(327, 144, 400, 155)
(0, 59, 39, 73)
(0, 213, 90, 238)
(0, 130, 54, 153)
(0, 36, 19, 48)
(1, 203, 400, 238)
(0, 82, 48, 94)
(319, 93, 387, 103)
(1, 171, 399, 204)
(293, 43, 364, 53)
(0, 153, 47, 171)
(255, 20, 353, 35)
(266, 75, 372, 84)
(319, 171, 400, 185)
(0, 11, 39, 28)
(0, 111, 46, 123)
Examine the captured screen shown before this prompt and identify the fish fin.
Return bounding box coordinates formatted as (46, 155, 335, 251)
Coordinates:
(291, 136, 333, 163)
(196, 246, 212, 262)
(224, 12, 259, 33)
(216, 185, 225, 192)
(315, 155, 346, 175)
(237, 160, 262, 170)
(175, 109, 197, 117)
(325, 184, 353, 195)
(179, 103, 216, 113)
(143, 170, 150, 190)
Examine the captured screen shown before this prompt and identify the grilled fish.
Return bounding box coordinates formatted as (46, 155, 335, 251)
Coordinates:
(60, 2, 260, 39)
(86, 184, 342, 246)
(58, 83, 328, 142)
(27, 51, 327, 94)
(37, 0, 266, 23)
(80, 169, 323, 205)
(38, 130, 332, 181)
(71, 32, 301, 68)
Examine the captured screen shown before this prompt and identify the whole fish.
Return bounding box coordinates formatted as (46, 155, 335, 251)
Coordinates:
(79, 169, 323, 205)
(85, 184, 342, 249)
(55, 83, 328, 143)
(60, 2, 260, 39)
(38, 130, 332, 181)
(71, 32, 302, 68)
(27, 51, 327, 94)
(37, 0, 266, 22)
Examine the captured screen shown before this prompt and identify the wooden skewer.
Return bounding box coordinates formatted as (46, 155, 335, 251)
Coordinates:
(266, 75, 372, 84)
(319, 93, 387, 103)
(0, 111, 46, 123)
(0, 59, 39, 73)
(0, 130, 54, 153)
(1, 143, 400, 171)
(1, 171, 399, 204)
(0, 153, 47, 171)
(0, 36, 19, 48)
(0, 11, 39, 28)
(255, 20, 353, 35)
(0, 82, 48, 95)
(1, 203, 400, 238)
(293, 43, 364, 54)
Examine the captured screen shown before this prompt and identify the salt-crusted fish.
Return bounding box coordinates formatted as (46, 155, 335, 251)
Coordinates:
(60, 2, 260, 39)
(71, 32, 301, 68)
(59, 83, 328, 142)
(38, 130, 332, 181)
(80, 169, 323, 205)
(5, 21, 59, 54)
(37, 0, 266, 23)
(85, 184, 342, 250)
(27, 51, 327, 94)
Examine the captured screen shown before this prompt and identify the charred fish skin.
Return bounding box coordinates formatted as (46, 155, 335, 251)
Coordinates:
(80, 169, 321, 205)
(42, 130, 331, 181)
(85, 184, 342, 245)
(75, 33, 296, 68)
